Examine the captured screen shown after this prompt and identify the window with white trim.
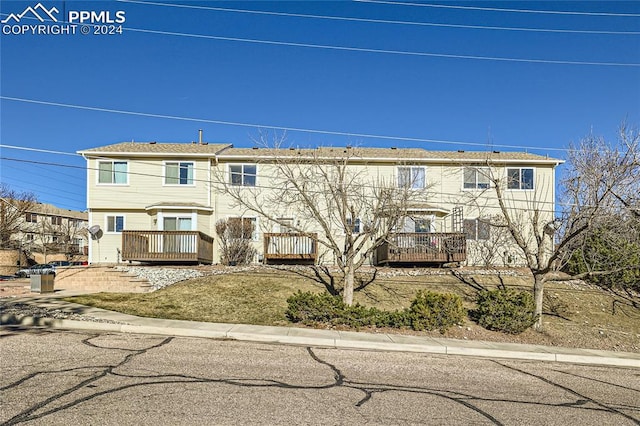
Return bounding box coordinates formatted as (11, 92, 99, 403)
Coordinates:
(346, 217, 361, 234)
(228, 217, 258, 241)
(463, 167, 490, 189)
(163, 217, 193, 231)
(230, 164, 257, 187)
(507, 168, 534, 190)
(25, 213, 37, 223)
(98, 161, 128, 184)
(165, 162, 194, 185)
(400, 216, 432, 233)
(278, 218, 295, 233)
(464, 219, 490, 240)
(397, 166, 426, 189)
(106, 215, 125, 233)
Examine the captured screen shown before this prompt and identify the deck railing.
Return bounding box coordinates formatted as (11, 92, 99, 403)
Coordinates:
(376, 232, 466, 265)
(263, 233, 318, 262)
(122, 230, 214, 263)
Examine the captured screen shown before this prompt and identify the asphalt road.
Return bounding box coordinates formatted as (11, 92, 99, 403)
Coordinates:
(1, 328, 638, 425)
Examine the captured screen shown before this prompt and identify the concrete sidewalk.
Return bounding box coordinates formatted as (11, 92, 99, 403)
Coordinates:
(1, 295, 639, 368)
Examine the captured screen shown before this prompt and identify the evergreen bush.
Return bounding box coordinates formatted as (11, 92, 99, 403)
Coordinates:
(473, 289, 537, 334)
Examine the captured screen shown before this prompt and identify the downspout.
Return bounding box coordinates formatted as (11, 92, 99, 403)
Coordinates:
(212, 153, 219, 264)
(81, 153, 93, 264)
(552, 162, 558, 253)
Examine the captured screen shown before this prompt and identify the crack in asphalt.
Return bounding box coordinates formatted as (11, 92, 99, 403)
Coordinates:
(494, 361, 640, 425)
(2, 330, 638, 425)
(2, 333, 174, 425)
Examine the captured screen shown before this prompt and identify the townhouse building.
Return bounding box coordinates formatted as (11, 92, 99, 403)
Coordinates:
(4, 202, 88, 264)
(78, 141, 562, 267)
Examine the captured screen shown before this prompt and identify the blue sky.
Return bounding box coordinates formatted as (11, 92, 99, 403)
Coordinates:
(1, 0, 639, 211)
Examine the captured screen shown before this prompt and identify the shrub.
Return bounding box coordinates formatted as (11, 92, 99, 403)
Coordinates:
(566, 227, 640, 293)
(285, 291, 345, 324)
(215, 219, 257, 266)
(473, 289, 537, 334)
(286, 290, 464, 333)
(408, 290, 465, 333)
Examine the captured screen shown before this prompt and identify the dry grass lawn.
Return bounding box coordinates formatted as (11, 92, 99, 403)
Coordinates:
(65, 268, 640, 353)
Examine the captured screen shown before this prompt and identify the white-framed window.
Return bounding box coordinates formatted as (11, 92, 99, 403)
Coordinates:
(106, 215, 125, 233)
(25, 212, 37, 223)
(278, 218, 295, 233)
(98, 161, 128, 184)
(397, 166, 426, 189)
(230, 164, 257, 187)
(507, 167, 534, 190)
(346, 217, 361, 234)
(463, 167, 490, 190)
(159, 215, 196, 254)
(400, 216, 433, 233)
(163, 216, 193, 231)
(164, 161, 194, 185)
(464, 218, 490, 240)
(228, 217, 259, 241)
(50, 216, 62, 225)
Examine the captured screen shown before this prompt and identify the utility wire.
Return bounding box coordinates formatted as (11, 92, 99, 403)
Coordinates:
(0, 97, 576, 152)
(356, 0, 640, 18)
(123, 27, 640, 67)
(2, 13, 636, 64)
(0, 155, 587, 213)
(115, 0, 640, 35)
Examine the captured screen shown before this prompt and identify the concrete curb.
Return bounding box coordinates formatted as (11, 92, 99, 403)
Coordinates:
(2, 313, 638, 368)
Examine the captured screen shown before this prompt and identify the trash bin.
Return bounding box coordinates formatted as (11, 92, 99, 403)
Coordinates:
(31, 274, 54, 293)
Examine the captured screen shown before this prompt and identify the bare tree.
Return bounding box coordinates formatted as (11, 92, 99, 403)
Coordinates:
(0, 184, 37, 249)
(58, 217, 89, 261)
(213, 136, 430, 305)
(216, 218, 258, 266)
(558, 125, 640, 303)
(481, 125, 640, 329)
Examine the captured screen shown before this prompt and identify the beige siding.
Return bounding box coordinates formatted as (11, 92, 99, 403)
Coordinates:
(84, 148, 559, 266)
(87, 157, 210, 209)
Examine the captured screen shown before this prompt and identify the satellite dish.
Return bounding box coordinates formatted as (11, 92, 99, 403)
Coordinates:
(88, 225, 103, 240)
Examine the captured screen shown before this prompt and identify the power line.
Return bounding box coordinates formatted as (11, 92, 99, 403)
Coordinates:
(115, 0, 640, 35)
(0, 155, 570, 213)
(0, 144, 81, 158)
(2, 12, 637, 65)
(356, 0, 640, 18)
(123, 27, 640, 67)
(9, 148, 634, 214)
(0, 97, 572, 152)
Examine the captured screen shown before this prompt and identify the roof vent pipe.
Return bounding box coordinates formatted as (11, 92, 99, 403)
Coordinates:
(198, 129, 203, 144)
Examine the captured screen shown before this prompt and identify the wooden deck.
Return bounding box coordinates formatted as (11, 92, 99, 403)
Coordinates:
(121, 230, 214, 264)
(263, 233, 318, 263)
(376, 233, 466, 265)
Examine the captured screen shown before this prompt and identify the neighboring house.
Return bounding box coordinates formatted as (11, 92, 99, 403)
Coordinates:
(78, 141, 562, 267)
(12, 202, 88, 263)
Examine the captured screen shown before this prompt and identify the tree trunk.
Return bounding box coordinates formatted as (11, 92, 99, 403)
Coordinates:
(343, 263, 354, 306)
(533, 273, 545, 330)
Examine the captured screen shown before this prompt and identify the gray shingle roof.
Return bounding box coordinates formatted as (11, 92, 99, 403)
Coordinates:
(77, 142, 562, 163)
(29, 203, 87, 220)
(218, 147, 561, 163)
(78, 142, 232, 155)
